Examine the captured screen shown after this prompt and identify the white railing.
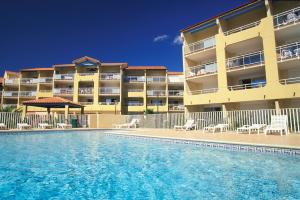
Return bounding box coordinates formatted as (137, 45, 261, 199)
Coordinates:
(279, 77, 300, 85)
(100, 73, 120, 80)
(224, 20, 261, 36)
(4, 78, 19, 85)
(99, 102, 118, 105)
(169, 104, 185, 111)
(128, 88, 144, 92)
(276, 41, 300, 62)
(125, 76, 145, 82)
(147, 103, 166, 106)
(53, 88, 74, 94)
(80, 102, 94, 105)
(228, 82, 266, 91)
(186, 61, 217, 77)
(189, 88, 218, 95)
(20, 78, 39, 84)
(227, 51, 264, 70)
(127, 102, 143, 106)
(273, 7, 300, 28)
(99, 87, 120, 94)
(147, 76, 166, 83)
(184, 36, 216, 55)
(54, 74, 74, 80)
(39, 77, 53, 83)
(19, 91, 37, 97)
(78, 72, 95, 76)
(147, 90, 166, 96)
(168, 90, 183, 96)
(78, 88, 94, 94)
(168, 76, 184, 83)
(3, 91, 19, 97)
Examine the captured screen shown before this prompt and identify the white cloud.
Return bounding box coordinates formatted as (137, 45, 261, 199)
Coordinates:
(153, 34, 169, 42)
(173, 35, 183, 45)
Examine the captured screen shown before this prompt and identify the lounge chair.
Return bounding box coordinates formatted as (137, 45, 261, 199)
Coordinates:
(17, 123, 31, 130)
(264, 115, 288, 136)
(114, 119, 139, 128)
(174, 119, 196, 131)
(237, 124, 266, 134)
(57, 123, 72, 129)
(0, 123, 7, 130)
(38, 123, 53, 129)
(203, 123, 228, 133)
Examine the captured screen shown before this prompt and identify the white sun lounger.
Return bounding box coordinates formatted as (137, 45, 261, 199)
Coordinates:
(0, 123, 7, 130)
(57, 123, 72, 129)
(203, 123, 228, 133)
(114, 119, 139, 128)
(237, 124, 266, 134)
(174, 119, 196, 131)
(17, 123, 31, 130)
(38, 123, 53, 129)
(264, 115, 288, 136)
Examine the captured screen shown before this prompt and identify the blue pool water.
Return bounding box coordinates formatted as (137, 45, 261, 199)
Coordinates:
(0, 130, 299, 199)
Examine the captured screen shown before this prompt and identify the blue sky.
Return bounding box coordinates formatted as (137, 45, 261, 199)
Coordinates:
(0, 0, 247, 76)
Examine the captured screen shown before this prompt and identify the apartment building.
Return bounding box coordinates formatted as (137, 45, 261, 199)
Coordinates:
(182, 0, 300, 112)
(1, 56, 184, 114)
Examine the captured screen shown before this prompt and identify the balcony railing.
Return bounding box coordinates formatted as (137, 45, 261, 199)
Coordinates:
(99, 87, 120, 94)
(99, 102, 118, 105)
(147, 103, 166, 106)
(168, 76, 184, 83)
(147, 90, 166, 96)
(186, 62, 217, 77)
(224, 20, 261, 36)
(54, 74, 74, 80)
(53, 88, 74, 95)
(189, 88, 218, 95)
(279, 77, 300, 85)
(125, 76, 145, 82)
(147, 76, 166, 83)
(127, 102, 143, 106)
(276, 41, 300, 62)
(184, 36, 216, 55)
(227, 51, 264, 70)
(228, 82, 266, 91)
(2, 104, 17, 109)
(20, 78, 39, 84)
(78, 88, 94, 94)
(274, 7, 300, 28)
(168, 90, 183, 96)
(39, 77, 53, 83)
(80, 102, 94, 105)
(128, 88, 143, 92)
(4, 78, 19, 85)
(78, 72, 96, 76)
(3, 91, 19, 97)
(169, 104, 184, 111)
(19, 91, 37, 97)
(100, 73, 120, 80)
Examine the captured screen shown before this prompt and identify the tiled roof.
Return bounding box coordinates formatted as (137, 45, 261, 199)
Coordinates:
(53, 64, 75, 68)
(72, 56, 100, 64)
(21, 67, 54, 72)
(168, 72, 183, 75)
(126, 66, 166, 70)
(5, 71, 20, 76)
(181, 0, 260, 32)
(23, 97, 82, 108)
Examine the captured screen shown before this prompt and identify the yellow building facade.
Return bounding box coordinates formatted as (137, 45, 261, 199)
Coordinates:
(182, 0, 300, 112)
(1, 56, 184, 114)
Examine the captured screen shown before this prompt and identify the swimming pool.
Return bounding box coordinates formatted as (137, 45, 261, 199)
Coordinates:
(0, 130, 299, 199)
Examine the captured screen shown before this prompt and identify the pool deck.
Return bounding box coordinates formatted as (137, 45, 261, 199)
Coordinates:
(115, 128, 300, 149)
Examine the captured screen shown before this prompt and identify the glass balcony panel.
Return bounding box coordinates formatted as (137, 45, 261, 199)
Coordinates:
(277, 41, 300, 61)
(273, 7, 300, 28)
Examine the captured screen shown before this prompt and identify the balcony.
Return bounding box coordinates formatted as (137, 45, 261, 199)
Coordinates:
(146, 76, 166, 83)
(99, 102, 118, 105)
(54, 74, 74, 81)
(276, 41, 300, 62)
(147, 90, 166, 96)
(228, 82, 266, 91)
(169, 104, 184, 111)
(3, 91, 19, 97)
(168, 76, 184, 84)
(53, 88, 74, 95)
(128, 89, 143, 92)
(99, 87, 120, 95)
(78, 88, 94, 95)
(78, 72, 96, 76)
(168, 90, 183, 97)
(39, 77, 53, 84)
(4, 78, 19, 85)
(147, 103, 166, 106)
(189, 88, 218, 95)
(100, 73, 120, 80)
(274, 7, 300, 29)
(80, 102, 94, 105)
(125, 76, 145, 83)
(127, 102, 143, 106)
(227, 51, 264, 71)
(184, 37, 216, 55)
(19, 91, 37, 97)
(186, 62, 217, 78)
(280, 77, 300, 85)
(224, 20, 261, 36)
(20, 78, 39, 85)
